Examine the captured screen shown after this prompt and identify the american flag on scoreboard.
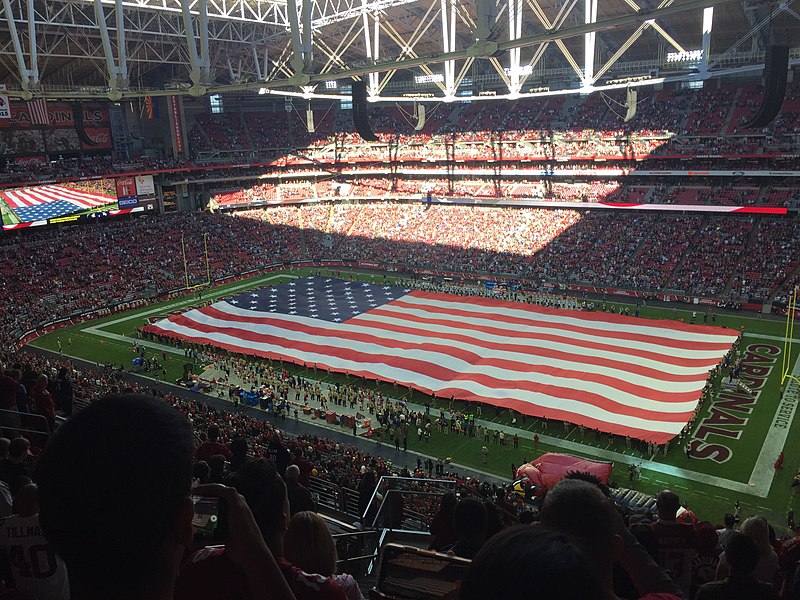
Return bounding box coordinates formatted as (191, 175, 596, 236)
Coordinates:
(0, 184, 116, 222)
(143, 277, 739, 443)
(27, 97, 48, 126)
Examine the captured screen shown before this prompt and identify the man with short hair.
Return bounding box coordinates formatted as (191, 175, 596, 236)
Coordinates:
(449, 498, 488, 559)
(35, 394, 294, 600)
(716, 513, 737, 548)
(285, 464, 315, 515)
(696, 532, 778, 600)
(651, 490, 697, 596)
(195, 424, 232, 461)
(541, 478, 683, 600)
(0, 438, 32, 491)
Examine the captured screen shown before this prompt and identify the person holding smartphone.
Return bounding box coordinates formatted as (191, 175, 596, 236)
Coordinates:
(34, 394, 296, 600)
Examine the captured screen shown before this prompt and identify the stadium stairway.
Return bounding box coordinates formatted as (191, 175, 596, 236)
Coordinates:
(721, 220, 762, 297)
(719, 87, 742, 134)
(662, 214, 710, 291)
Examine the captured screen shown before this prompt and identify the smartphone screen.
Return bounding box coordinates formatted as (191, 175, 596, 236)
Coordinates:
(376, 544, 470, 600)
(191, 496, 221, 540)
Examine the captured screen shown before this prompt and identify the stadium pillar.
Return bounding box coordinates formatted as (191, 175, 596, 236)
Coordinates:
(441, 0, 457, 96)
(700, 7, 713, 75)
(506, 0, 522, 94)
(26, 0, 38, 84)
(584, 0, 597, 88)
(361, 3, 380, 94)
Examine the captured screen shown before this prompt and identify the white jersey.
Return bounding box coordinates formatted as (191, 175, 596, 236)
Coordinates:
(0, 514, 69, 600)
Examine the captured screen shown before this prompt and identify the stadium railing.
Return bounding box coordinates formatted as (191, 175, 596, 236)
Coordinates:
(0, 409, 50, 448)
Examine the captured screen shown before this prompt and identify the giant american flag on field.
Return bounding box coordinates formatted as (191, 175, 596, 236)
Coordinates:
(143, 277, 740, 443)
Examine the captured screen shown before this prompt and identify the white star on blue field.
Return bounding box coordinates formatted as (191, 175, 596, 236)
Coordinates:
(14, 200, 82, 222)
(225, 277, 411, 322)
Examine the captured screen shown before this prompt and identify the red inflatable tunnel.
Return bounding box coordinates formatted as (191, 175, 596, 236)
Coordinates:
(515, 453, 613, 492)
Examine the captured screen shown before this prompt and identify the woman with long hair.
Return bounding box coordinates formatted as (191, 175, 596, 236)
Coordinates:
(284, 511, 365, 600)
(716, 516, 779, 586)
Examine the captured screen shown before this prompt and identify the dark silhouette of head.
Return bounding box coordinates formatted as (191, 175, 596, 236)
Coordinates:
(35, 394, 194, 600)
(459, 525, 605, 600)
(725, 532, 760, 576)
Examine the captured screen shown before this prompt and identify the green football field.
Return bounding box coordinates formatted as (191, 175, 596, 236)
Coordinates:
(29, 268, 800, 532)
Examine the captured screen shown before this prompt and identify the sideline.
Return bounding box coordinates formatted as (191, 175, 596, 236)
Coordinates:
(747, 352, 800, 495)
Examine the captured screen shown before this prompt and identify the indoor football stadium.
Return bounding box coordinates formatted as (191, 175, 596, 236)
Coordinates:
(1, 0, 800, 597)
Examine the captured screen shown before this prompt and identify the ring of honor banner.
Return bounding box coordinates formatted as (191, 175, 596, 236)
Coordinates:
(0, 85, 10, 120)
(0, 102, 112, 156)
(168, 96, 185, 156)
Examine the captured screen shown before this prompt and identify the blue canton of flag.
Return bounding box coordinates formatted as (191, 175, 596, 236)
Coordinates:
(14, 200, 80, 223)
(226, 277, 407, 323)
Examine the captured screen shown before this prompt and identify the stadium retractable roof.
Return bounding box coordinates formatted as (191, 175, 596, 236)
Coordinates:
(0, 0, 797, 100)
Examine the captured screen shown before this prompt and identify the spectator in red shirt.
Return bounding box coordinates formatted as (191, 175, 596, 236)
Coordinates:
(195, 424, 232, 461)
(29, 374, 55, 431)
(0, 363, 20, 433)
(0, 363, 18, 412)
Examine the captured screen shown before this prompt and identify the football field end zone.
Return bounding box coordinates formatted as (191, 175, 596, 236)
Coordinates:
(80, 273, 298, 340)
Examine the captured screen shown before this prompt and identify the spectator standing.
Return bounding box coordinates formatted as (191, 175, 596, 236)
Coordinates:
(0, 438, 32, 492)
(541, 479, 683, 600)
(716, 516, 779, 587)
(195, 424, 232, 461)
(651, 490, 697, 596)
(286, 464, 316, 515)
(448, 498, 487, 559)
(29, 375, 55, 432)
(291, 447, 313, 487)
(459, 526, 605, 600)
(697, 532, 779, 600)
(717, 513, 737, 548)
(175, 459, 346, 600)
(54, 367, 74, 417)
(428, 493, 458, 551)
(0, 364, 19, 428)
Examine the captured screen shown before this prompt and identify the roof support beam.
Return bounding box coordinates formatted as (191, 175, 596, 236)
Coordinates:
(179, 0, 202, 84)
(93, 0, 128, 94)
(115, 0, 127, 83)
(2, 0, 32, 88)
(26, 0, 38, 83)
(198, 0, 211, 81)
